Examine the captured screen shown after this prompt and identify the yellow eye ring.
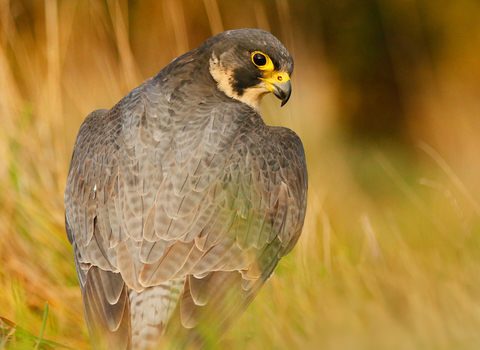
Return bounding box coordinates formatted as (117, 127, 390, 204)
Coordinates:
(251, 51, 274, 71)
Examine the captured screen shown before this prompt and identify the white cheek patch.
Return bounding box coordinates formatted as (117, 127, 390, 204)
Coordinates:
(209, 54, 235, 100)
(209, 54, 270, 112)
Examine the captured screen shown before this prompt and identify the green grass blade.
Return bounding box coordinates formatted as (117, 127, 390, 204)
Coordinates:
(34, 302, 49, 350)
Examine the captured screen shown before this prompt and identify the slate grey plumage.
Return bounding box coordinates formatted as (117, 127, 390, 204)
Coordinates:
(65, 29, 307, 350)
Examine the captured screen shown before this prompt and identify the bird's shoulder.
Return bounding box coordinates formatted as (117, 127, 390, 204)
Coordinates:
(230, 111, 308, 194)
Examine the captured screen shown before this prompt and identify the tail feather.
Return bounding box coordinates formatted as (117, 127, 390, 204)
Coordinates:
(129, 278, 186, 350)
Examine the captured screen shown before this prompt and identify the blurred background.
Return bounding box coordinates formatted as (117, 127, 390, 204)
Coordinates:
(1, 0, 480, 349)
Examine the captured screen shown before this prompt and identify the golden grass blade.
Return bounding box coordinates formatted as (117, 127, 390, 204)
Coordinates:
(203, 0, 224, 35)
(163, 0, 189, 56)
(252, 1, 271, 32)
(374, 149, 448, 235)
(106, 0, 143, 87)
(419, 141, 480, 216)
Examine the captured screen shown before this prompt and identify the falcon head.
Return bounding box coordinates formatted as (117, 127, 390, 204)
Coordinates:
(206, 29, 294, 111)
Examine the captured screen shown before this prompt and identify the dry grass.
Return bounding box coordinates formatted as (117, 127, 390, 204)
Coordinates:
(1, 0, 480, 349)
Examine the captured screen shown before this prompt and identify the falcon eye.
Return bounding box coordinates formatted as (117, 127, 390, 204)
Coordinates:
(251, 51, 274, 71)
(252, 52, 267, 67)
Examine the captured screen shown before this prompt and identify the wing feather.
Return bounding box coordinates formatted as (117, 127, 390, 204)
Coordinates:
(65, 74, 307, 349)
(82, 266, 130, 349)
(139, 241, 194, 286)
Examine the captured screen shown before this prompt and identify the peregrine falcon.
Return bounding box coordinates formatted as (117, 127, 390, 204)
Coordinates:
(65, 29, 307, 349)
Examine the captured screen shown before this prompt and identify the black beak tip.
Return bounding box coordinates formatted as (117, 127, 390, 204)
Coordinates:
(273, 80, 292, 107)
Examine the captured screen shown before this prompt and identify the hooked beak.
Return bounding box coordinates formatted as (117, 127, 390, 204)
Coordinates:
(272, 80, 292, 107)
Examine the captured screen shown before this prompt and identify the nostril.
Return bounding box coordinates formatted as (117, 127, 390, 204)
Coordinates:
(277, 75, 283, 82)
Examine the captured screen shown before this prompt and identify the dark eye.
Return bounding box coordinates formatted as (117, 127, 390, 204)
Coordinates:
(253, 53, 267, 66)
